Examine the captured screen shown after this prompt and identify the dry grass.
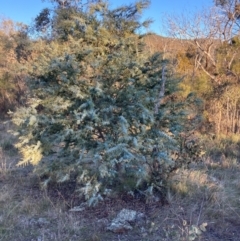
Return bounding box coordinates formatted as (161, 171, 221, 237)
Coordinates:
(0, 121, 240, 241)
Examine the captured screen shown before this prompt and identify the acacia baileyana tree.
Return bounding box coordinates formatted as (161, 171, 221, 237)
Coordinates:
(12, 0, 202, 205)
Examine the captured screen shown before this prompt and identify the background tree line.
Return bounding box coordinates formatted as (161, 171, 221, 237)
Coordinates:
(152, 0, 240, 137)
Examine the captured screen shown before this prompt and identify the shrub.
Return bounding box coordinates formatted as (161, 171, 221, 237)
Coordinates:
(12, 0, 203, 205)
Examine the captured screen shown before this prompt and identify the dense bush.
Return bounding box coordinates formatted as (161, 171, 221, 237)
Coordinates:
(12, 0, 203, 205)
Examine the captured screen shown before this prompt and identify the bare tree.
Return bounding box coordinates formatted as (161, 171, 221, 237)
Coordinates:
(164, 4, 240, 83)
(163, 5, 240, 135)
(215, 0, 240, 40)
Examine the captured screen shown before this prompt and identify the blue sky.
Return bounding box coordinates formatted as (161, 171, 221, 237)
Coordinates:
(1, 0, 213, 35)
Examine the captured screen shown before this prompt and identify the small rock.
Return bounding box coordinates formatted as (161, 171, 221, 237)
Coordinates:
(69, 206, 86, 212)
(116, 209, 137, 223)
(107, 208, 145, 233)
(107, 220, 133, 233)
(69, 203, 87, 212)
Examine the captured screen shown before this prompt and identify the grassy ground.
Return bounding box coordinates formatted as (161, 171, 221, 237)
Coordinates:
(0, 121, 240, 241)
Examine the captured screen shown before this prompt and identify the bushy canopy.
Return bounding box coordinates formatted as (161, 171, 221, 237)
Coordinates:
(12, 0, 202, 205)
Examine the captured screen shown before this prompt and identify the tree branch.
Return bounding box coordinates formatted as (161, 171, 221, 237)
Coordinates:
(196, 59, 220, 83)
(194, 39, 216, 67)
